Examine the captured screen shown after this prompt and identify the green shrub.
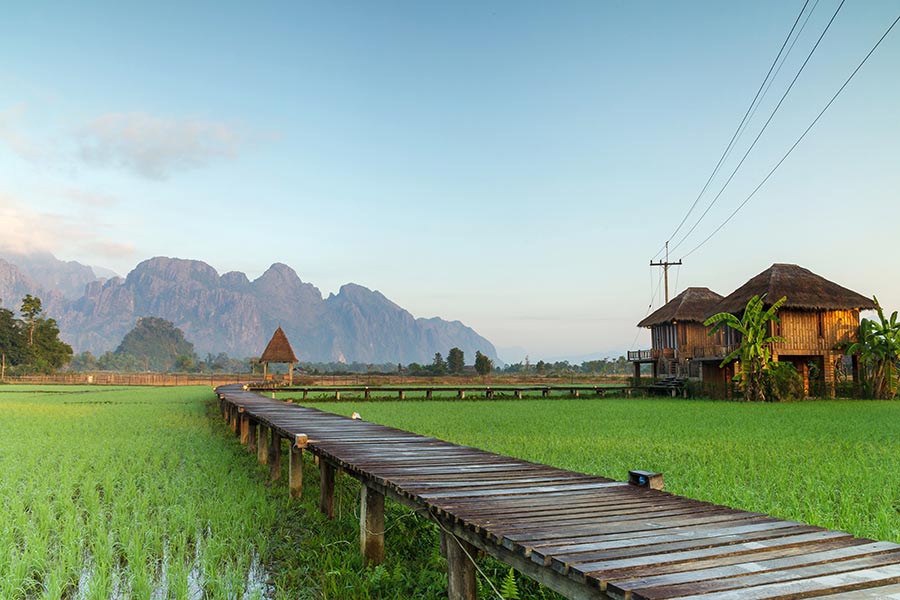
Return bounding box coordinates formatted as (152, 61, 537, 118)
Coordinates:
(765, 362, 804, 401)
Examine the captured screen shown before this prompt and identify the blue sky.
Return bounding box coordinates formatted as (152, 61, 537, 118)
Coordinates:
(1, 1, 898, 361)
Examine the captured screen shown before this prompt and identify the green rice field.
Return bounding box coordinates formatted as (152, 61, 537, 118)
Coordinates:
(0, 385, 519, 599)
(4, 385, 900, 599)
(308, 397, 900, 545)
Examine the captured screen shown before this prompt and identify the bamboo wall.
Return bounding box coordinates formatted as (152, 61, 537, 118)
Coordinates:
(772, 309, 859, 355)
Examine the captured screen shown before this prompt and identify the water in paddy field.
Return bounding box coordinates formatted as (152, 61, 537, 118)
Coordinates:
(73, 536, 273, 600)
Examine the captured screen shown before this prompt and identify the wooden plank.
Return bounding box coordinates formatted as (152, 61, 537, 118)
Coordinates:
(658, 562, 900, 600)
(631, 550, 900, 599)
(814, 582, 900, 598)
(606, 541, 900, 594)
(579, 530, 854, 580)
(549, 523, 819, 567)
(594, 539, 871, 591)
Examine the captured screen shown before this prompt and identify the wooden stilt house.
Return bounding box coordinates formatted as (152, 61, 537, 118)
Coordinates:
(260, 326, 299, 384)
(699, 264, 875, 397)
(629, 287, 724, 381)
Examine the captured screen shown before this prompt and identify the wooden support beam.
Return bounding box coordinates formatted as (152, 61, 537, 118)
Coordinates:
(230, 406, 239, 434)
(289, 434, 307, 499)
(240, 410, 250, 445)
(398, 390, 405, 400)
(571, 389, 580, 398)
(269, 430, 282, 482)
(319, 460, 335, 519)
(257, 424, 269, 464)
(457, 390, 465, 399)
(426, 389, 433, 400)
(335, 391, 341, 400)
(247, 418, 257, 453)
(514, 390, 522, 399)
(365, 387, 370, 400)
(359, 485, 385, 565)
(443, 530, 477, 600)
(486, 389, 493, 399)
(628, 469, 664, 490)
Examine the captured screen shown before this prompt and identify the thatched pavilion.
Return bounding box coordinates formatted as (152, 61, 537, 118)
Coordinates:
(260, 326, 298, 384)
(700, 264, 876, 397)
(630, 287, 724, 380)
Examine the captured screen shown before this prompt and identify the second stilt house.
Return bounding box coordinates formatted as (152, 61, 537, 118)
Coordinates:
(630, 287, 724, 379)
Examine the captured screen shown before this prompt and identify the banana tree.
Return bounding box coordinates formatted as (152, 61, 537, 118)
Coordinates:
(846, 296, 900, 399)
(704, 294, 787, 402)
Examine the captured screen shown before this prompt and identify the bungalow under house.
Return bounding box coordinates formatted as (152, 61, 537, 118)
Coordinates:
(630, 264, 876, 396)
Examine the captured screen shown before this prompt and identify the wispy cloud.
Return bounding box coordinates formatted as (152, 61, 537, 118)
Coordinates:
(0, 105, 49, 163)
(75, 112, 243, 180)
(63, 187, 119, 207)
(0, 192, 135, 259)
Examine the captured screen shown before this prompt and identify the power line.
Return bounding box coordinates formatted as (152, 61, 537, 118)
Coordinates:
(651, 0, 812, 261)
(681, 10, 900, 259)
(631, 266, 664, 350)
(740, 0, 822, 144)
(669, 0, 846, 255)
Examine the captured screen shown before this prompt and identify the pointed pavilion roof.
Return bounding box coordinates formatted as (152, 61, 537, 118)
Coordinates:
(707, 263, 876, 316)
(638, 287, 724, 328)
(260, 327, 298, 363)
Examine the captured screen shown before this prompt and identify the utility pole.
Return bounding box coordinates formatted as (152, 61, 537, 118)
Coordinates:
(650, 242, 682, 304)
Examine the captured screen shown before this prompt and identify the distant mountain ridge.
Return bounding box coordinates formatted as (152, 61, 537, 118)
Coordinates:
(0, 253, 498, 364)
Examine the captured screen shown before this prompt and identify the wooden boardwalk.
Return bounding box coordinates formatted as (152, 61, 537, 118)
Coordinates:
(216, 384, 900, 599)
(261, 383, 629, 400)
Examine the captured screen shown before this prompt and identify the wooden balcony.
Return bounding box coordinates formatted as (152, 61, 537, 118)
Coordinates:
(628, 349, 652, 362)
(693, 345, 739, 360)
(628, 348, 676, 362)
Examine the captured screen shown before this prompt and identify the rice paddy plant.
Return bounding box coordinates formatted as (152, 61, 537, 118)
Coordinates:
(0, 385, 541, 599)
(0, 386, 282, 599)
(309, 397, 900, 544)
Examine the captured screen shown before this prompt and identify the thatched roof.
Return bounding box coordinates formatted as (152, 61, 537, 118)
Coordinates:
(638, 287, 724, 328)
(708, 264, 876, 315)
(260, 327, 298, 363)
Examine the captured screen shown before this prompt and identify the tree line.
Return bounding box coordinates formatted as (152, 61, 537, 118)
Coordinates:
(0, 295, 73, 376)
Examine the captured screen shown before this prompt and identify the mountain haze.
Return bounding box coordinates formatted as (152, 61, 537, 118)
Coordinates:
(0, 253, 498, 364)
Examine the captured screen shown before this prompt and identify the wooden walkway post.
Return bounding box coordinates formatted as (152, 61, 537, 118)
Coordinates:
(359, 485, 385, 565)
(258, 424, 269, 464)
(247, 419, 257, 453)
(319, 460, 335, 519)
(269, 429, 282, 481)
(239, 408, 250, 445)
(230, 406, 239, 434)
(443, 531, 477, 600)
(289, 434, 307, 499)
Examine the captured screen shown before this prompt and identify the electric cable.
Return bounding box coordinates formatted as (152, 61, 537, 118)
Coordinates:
(681, 10, 900, 259)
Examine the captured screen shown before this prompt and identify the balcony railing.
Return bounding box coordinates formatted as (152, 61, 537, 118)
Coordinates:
(628, 348, 677, 362)
(628, 349, 652, 361)
(693, 345, 739, 360)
